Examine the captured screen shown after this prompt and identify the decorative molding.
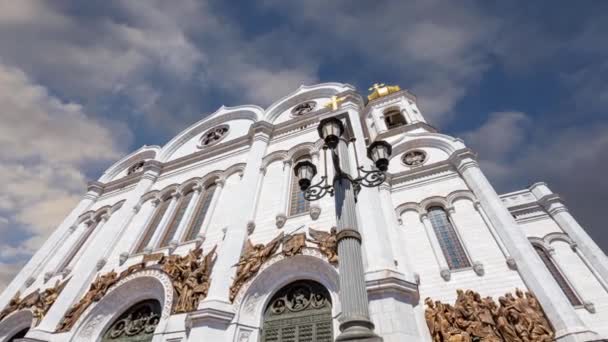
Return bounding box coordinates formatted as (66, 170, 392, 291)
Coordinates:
(473, 261, 485, 276)
(583, 301, 596, 314)
(506, 257, 518, 270)
(440, 268, 451, 281)
(119, 252, 129, 266)
(275, 213, 287, 229)
(309, 206, 321, 220)
(246, 221, 256, 235)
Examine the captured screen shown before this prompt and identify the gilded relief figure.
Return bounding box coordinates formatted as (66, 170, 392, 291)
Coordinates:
(0, 292, 22, 321)
(282, 233, 306, 257)
(424, 289, 554, 342)
(159, 246, 216, 313)
(229, 232, 284, 301)
(0, 279, 67, 325)
(307, 227, 338, 264)
(57, 270, 119, 332)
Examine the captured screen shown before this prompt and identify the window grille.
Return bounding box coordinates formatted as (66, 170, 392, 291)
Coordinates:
(289, 171, 310, 216)
(428, 206, 471, 270)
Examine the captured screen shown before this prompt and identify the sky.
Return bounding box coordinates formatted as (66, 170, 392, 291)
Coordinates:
(0, 1, 607, 290)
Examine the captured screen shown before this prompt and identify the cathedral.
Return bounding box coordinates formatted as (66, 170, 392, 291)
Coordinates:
(1, 82, 607, 342)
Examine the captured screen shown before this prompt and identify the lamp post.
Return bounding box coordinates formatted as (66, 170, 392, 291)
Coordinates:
(294, 117, 391, 341)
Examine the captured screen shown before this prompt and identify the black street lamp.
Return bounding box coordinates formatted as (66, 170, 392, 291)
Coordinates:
(294, 115, 391, 341)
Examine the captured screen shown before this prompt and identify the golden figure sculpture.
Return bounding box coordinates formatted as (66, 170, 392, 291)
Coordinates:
(424, 289, 554, 342)
(0, 280, 67, 325)
(57, 270, 119, 332)
(55, 245, 218, 332)
(307, 227, 338, 265)
(282, 233, 307, 257)
(161, 246, 217, 313)
(229, 232, 284, 302)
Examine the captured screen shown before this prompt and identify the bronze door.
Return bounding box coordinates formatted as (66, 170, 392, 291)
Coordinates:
(261, 280, 333, 342)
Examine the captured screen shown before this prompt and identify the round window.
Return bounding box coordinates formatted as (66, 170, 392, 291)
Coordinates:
(199, 125, 229, 148)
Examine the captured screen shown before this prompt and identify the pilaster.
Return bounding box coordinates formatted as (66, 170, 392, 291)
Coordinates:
(31, 167, 160, 337)
(531, 182, 608, 285)
(450, 150, 597, 341)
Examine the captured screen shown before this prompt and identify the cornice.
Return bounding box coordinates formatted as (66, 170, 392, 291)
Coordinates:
(390, 161, 453, 186)
(375, 122, 438, 140)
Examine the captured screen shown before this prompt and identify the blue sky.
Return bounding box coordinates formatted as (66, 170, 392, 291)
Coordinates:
(1, 1, 607, 289)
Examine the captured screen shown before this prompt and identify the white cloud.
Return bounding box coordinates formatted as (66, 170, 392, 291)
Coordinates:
(0, 63, 127, 290)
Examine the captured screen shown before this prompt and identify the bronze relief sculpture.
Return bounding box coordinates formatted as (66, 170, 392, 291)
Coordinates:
(159, 246, 217, 313)
(56, 245, 217, 332)
(424, 289, 554, 342)
(0, 279, 67, 325)
(229, 232, 284, 302)
(307, 227, 338, 265)
(229, 227, 340, 302)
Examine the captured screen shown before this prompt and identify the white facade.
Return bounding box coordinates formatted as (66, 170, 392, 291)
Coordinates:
(1, 82, 607, 341)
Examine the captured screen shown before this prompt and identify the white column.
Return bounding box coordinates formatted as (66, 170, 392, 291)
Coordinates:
(248, 166, 266, 225)
(0, 183, 102, 309)
(531, 183, 608, 285)
(420, 212, 451, 280)
(174, 185, 202, 242)
(65, 214, 110, 273)
(452, 152, 596, 341)
(201, 179, 224, 236)
(279, 160, 292, 217)
(149, 192, 181, 250)
(34, 163, 161, 335)
(203, 132, 270, 304)
(43, 221, 89, 278)
(378, 182, 414, 277)
(571, 245, 608, 294)
(129, 199, 160, 254)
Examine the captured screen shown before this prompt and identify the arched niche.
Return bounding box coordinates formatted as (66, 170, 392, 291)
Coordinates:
(69, 269, 174, 342)
(261, 280, 334, 342)
(0, 310, 34, 341)
(233, 254, 340, 339)
(100, 299, 161, 342)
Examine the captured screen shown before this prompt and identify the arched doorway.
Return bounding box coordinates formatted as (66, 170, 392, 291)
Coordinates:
(261, 280, 333, 342)
(8, 327, 29, 341)
(101, 299, 161, 342)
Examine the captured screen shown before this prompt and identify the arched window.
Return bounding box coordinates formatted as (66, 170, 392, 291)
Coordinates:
(136, 198, 171, 253)
(159, 190, 195, 247)
(261, 280, 333, 342)
(184, 184, 217, 241)
(533, 245, 582, 306)
(101, 299, 160, 342)
(384, 109, 406, 129)
(428, 206, 471, 270)
(58, 218, 101, 273)
(8, 327, 29, 341)
(289, 156, 310, 216)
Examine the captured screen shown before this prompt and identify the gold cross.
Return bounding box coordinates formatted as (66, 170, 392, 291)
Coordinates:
(325, 95, 346, 111)
(368, 83, 386, 92)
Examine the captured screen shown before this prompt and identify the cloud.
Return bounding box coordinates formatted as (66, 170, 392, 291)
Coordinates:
(0, 261, 24, 291)
(462, 112, 608, 251)
(0, 63, 127, 290)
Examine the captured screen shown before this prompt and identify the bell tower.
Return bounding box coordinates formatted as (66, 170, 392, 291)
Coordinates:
(364, 83, 429, 140)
